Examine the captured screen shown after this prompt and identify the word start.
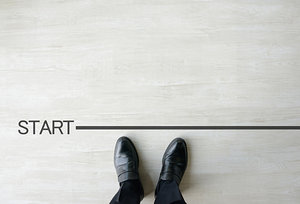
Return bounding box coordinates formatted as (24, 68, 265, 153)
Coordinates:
(18, 120, 74, 135)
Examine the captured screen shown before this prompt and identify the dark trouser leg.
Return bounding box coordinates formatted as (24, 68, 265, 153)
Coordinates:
(154, 180, 187, 204)
(110, 179, 143, 204)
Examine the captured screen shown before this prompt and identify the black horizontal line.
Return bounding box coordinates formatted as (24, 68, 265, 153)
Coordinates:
(76, 126, 300, 130)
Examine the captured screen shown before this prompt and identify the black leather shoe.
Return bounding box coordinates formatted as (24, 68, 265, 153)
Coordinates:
(114, 136, 144, 200)
(114, 136, 140, 182)
(158, 138, 188, 185)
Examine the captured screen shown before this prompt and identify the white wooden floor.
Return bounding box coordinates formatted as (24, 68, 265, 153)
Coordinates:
(1, 0, 300, 203)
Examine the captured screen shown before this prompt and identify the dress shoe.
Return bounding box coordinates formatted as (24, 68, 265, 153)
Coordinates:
(114, 136, 141, 182)
(114, 136, 144, 200)
(158, 138, 188, 185)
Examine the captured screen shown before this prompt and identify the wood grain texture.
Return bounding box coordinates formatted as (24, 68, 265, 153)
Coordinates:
(0, 0, 300, 203)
